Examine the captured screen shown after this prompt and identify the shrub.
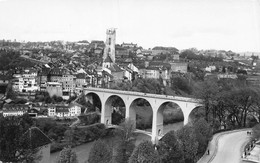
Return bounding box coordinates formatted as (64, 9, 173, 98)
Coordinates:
(158, 130, 184, 163)
(176, 126, 198, 163)
(88, 139, 112, 163)
(56, 146, 78, 163)
(129, 140, 161, 163)
(78, 113, 100, 125)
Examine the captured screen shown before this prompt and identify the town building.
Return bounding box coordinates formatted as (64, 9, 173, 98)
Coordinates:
(37, 67, 51, 91)
(49, 68, 66, 83)
(90, 40, 105, 49)
(27, 108, 39, 117)
(115, 46, 129, 58)
(121, 42, 137, 48)
(12, 68, 39, 92)
(246, 75, 260, 86)
(169, 62, 188, 73)
(61, 71, 76, 92)
(46, 82, 62, 97)
(2, 104, 29, 117)
(47, 103, 81, 117)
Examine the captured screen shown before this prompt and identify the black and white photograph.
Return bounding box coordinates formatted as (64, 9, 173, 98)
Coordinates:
(0, 0, 260, 163)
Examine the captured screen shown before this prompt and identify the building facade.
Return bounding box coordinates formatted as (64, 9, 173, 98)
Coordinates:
(2, 104, 29, 117)
(46, 82, 62, 97)
(103, 28, 116, 67)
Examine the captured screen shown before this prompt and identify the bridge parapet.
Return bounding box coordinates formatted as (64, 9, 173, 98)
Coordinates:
(84, 87, 202, 104)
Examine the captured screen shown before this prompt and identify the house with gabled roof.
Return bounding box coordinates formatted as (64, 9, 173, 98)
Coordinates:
(47, 104, 81, 117)
(2, 104, 29, 117)
(121, 42, 137, 48)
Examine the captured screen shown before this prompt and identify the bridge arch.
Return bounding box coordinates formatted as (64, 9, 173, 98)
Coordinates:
(129, 98, 153, 130)
(187, 106, 205, 124)
(151, 100, 203, 143)
(155, 101, 184, 138)
(103, 95, 126, 125)
(85, 92, 102, 112)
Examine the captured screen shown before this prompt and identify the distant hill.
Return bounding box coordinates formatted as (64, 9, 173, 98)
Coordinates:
(238, 52, 260, 56)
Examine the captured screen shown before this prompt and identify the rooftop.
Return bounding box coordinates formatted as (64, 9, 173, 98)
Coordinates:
(104, 56, 113, 63)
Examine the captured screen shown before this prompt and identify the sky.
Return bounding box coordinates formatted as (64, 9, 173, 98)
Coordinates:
(0, 0, 259, 52)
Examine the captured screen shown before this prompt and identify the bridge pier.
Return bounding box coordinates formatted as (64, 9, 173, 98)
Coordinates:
(151, 110, 158, 144)
(151, 104, 163, 144)
(125, 102, 136, 128)
(178, 102, 199, 125)
(156, 109, 163, 138)
(101, 102, 113, 125)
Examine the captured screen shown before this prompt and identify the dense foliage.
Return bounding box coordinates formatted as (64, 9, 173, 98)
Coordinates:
(192, 118, 212, 156)
(111, 78, 163, 94)
(129, 140, 161, 163)
(158, 130, 184, 163)
(0, 114, 38, 162)
(78, 113, 100, 126)
(56, 146, 78, 163)
(180, 49, 223, 62)
(88, 139, 112, 163)
(114, 119, 136, 163)
(176, 125, 198, 163)
(195, 78, 260, 130)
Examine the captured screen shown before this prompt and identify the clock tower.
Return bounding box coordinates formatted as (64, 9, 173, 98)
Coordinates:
(103, 28, 116, 68)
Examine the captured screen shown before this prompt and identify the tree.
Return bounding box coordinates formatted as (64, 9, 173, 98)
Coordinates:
(44, 92, 52, 103)
(195, 79, 219, 122)
(67, 95, 77, 104)
(56, 146, 78, 163)
(192, 118, 212, 155)
(193, 118, 212, 140)
(171, 77, 192, 95)
(13, 98, 28, 104)
(252, 123, 260, 140)
(223, 87, 257, 127)
(52, 95, 63, 103)
(0, 49, 21, 73)
(157, 130, 184, 163)
(131, 78, 163, 94)
(77, 94, 88, 107)
(129, 140, 161, 163)
(111, 78, 164, 95)
(179, 50, 197, 60)
(114, 119, 136, 163)
(88, 139, 112, 163)
(176, 126, 198, 163)
(0, 116, 38, 162)
(5, 83, 17, 100)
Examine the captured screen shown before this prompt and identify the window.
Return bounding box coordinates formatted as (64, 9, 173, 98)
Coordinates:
(108, 38, 111, 45)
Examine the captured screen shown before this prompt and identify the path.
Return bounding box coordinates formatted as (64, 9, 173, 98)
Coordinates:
(70, 116, 80, 127)
(198, 129, 250, 163)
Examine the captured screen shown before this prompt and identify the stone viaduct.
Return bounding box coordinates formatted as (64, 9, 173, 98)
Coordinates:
(83, 87, 203, 144)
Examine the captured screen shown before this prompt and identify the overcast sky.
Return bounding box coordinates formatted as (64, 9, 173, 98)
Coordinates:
(0, 0, 259, 52)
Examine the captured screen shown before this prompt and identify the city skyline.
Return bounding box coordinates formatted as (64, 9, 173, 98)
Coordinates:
(0, 0, 260, 52)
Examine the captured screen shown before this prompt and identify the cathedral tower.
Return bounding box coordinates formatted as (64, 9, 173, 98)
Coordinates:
(103, 28, 116, 68)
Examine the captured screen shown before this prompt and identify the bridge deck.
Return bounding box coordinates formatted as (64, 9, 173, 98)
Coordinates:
(84, 87, 202, 104)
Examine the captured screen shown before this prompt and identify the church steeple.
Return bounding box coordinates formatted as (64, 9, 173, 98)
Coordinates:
(103, 28, 116, 68)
